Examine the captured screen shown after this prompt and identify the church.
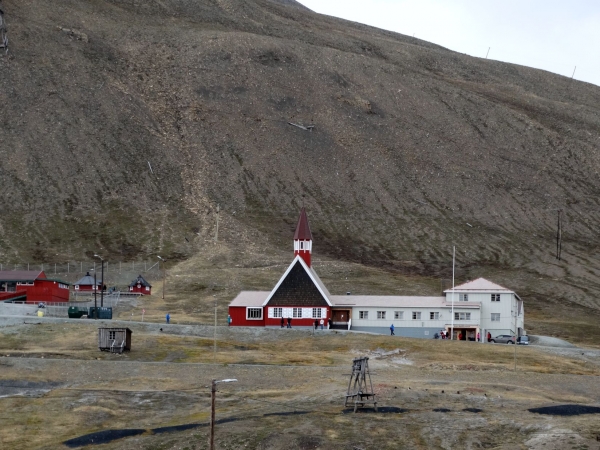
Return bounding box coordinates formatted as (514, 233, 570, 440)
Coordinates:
(228, 208, 525, 340)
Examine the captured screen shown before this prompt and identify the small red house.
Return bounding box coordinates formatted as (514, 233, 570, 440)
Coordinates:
(129, 275, 152, 295)
(0, 271, 70, 303)
(74, 272, 102, 292)
(229, 207, 332, 328)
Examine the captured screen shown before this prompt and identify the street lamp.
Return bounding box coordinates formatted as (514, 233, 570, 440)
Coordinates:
(94, 254, 104, 308)
(157, 256, 166, 299)
(90, 268, 97, 320)
(210, 378, 238, 450)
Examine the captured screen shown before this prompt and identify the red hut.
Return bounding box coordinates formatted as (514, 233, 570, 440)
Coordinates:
(74, 272, 102, 292)
(0, 271, 70, 303)
(129, 275, 152, 295)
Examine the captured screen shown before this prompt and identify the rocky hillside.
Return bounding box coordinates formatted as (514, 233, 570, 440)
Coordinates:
(1, 0, 600, 314)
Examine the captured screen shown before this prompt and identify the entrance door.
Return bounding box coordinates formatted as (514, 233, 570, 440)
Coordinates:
(332, 309, 349, 324)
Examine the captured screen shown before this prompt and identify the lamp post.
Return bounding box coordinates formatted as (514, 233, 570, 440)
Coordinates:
(94, 254, 104, 308)
(210, 378, 237, 450)
(157, 256, 166, 299)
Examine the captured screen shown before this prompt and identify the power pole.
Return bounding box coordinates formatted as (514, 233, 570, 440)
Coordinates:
(100, 259, 104, 308)
(158, 256, 166, 299)
(93, 271, 98, 319)
(556, 210, 562, 261)
(214, 299, 218, 362)
(210, 379, 216, 450)
(215, 204, 220, 242)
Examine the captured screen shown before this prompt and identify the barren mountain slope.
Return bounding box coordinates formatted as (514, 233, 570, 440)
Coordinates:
(1, 0, 600, 317)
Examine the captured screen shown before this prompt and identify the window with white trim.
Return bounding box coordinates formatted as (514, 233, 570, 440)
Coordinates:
(312, 308, 322, 318)
(454, 312, 471, 321)
(75, 285, 80, 290)
(359, 311, 368, 319)
(377, 311, 386, 319)
(293, 307, 302, 318)
(412, 312, 421, 320)
(459, 293, 468, 301)
(394, 311, 403, 320)
(17, 281, 34, 286)
(246, 308, 262, 320)
(59, 283, 69, 289)
(272, 307, 283, 318)
(145, 286, 150, 291)
(430, 312, 440, 320)
(491, 294, 500, 302)
(491, 313, 500, 322)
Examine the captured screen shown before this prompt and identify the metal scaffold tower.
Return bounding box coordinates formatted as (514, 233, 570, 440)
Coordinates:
(344, 356, 377, 412)
(0, 5, 7, 54)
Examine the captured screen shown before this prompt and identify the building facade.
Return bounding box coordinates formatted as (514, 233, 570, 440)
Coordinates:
(0, 271, 70, 303)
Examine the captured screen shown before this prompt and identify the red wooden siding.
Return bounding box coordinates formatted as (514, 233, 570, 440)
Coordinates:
(228, 306, 265, 327)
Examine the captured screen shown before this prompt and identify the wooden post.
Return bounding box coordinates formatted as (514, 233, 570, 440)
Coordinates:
(215, 204, 220, 242)
(214, 300, 217, 362)
(210, 380, 216, 450)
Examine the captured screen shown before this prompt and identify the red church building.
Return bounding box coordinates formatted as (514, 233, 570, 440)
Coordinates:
(0, 271, 70, 303)
(229, 207, 332, 327)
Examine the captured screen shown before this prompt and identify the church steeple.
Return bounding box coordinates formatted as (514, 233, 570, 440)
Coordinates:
(293, 207, 313, 267)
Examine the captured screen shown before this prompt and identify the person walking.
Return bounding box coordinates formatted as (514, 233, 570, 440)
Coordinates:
(390, 324, 395, 336)
(319, 318, 324, 330)
(328, 318, 332, 329)
(314, 319, 318, 330)
(487, 331, 491, 342)
(476, 332, 480, 342)
(287, 317, 292, 328)
(166, 313, 170, 324)
(281, 316, 285, 328)
(227, 315, 232, 327)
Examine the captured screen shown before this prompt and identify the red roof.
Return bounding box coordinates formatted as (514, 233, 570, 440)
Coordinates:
(293, 207, 312, 240)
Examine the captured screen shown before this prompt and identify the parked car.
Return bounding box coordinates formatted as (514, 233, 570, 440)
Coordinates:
(490, 334, 515, 344)
(517, 336, 529, 345)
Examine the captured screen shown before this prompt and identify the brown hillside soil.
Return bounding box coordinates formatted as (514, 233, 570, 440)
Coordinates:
(1, 1, 600, 336)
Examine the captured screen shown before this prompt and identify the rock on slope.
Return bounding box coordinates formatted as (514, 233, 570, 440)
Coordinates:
(0, 0, 600, 312)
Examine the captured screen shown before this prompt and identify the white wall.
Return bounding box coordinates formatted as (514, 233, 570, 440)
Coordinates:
(350, 306, 480, 329)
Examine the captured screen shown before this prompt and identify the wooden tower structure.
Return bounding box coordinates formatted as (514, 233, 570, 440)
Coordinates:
(345, 356, 377, 412)
(293, 207, 312, 267)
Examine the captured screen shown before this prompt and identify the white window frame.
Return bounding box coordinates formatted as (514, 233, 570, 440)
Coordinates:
(491, 313, 500, 322)
(359, 311, 368, 319)
(394, 311, 403, 320)
(145, 286, 150, 291)
(491, 294, 500, 302)
(412, 311, 421, 320)
(377, 311, 386, 320)
(293, 307, 302, 318)
(246, 307, 263, 320)
(459, 293, 468, 301)
(454, 312, 471, 321)
(272, 307, 283, 318)
(75, 285, 80, 290)
(311, 308, 322, 318)
(430, 312, 440, 320)
(17, 281, 34, 286)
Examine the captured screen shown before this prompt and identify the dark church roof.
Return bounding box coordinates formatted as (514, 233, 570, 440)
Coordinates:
(293, 207, 312, 241)
(74, 272, 102, 286)
(129, 275, 151, 288)
(265, 256, 330, 307)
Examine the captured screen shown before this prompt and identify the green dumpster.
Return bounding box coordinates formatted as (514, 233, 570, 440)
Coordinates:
(68, 306, 88, 319)
(88, 307, 113, 320)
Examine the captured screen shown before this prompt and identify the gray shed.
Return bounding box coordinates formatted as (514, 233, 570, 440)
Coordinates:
(98, 327, 132, 353)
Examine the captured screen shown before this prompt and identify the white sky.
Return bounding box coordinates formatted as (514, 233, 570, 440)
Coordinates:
(297, 0, 600, 87)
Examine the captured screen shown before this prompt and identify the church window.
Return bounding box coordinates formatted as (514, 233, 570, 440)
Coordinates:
(293, 307, 302, 318)
(312, 308, 322, 318)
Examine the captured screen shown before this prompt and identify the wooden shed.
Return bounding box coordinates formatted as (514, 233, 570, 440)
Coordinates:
(98, 327, 132, 353)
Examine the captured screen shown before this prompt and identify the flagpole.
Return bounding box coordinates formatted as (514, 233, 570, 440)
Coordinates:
(451, 246, 455, 340)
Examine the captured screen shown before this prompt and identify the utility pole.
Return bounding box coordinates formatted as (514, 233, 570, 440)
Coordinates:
(556, 210, 562, 261)
(94, 254, 105, 307)
(215, 204, 220, 242)
(93, 270, 98, 319)
(157, 256, 166, 299)
(214, 299, 218, 362)
(209, 379, 237, 450)
(513, 302, 518, 371)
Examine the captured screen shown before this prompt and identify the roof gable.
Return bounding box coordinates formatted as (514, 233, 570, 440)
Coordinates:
(0, 271, 45, 281)
(445, 277, 513, 293)
(129, 275, 151, 288)
(74, 272, 102, 286)
(293, 207, 312, 240)
(263, 256, 331, 307)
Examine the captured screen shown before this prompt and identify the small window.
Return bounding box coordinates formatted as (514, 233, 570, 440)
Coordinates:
(75, 285, 80, 290)
(412, 312, 421, 320)
(109, 331, 116, 340)
(459, 293, 468, 301)
(312, 308, 322, 318)
(293, 307, 302, 318)
(491, 313, 500, 322)
(454, 312, 471, 320)
(272, 307, 282, 318)
(17, 281, 34, 286)
(491, 294, 500, 302)
(145, 286, 150, 291)
(300, 241, 304, 250)
(430, 312, 440, 320)
(247, 308, 263, 320)
(359, 311, 368, 319)
(394, 311, 403, 320)
(377, 311, 386, 319)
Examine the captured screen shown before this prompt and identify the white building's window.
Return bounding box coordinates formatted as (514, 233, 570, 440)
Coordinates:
(491, 313, 500, 322)
(359, 311, 368, 319)
(293, 307, 302, 318)
(394, 311, 403, 319)
(412, 312, 421, 320)
(491, 294, 500, 302)
(272, 307, 283, 318)
(377, 311, 386, 319)
(454, 312, 471, 320)
(247, 308, 262, 320)
(459, 294, 468, 301)
(430, 312, 440, 320)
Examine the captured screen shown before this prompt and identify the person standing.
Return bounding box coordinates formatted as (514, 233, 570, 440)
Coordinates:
(328, 318, 332, 329)
(166, 313, 170, 324)
(281, 316, 285, 328)
(287, 317, 292, 328)
(227, 315, 232, 327)
(487, 331, 491, 343)
(314, 319, 318, 330)
(476, 332, 480, 342)
(319, 318, 324, 330)
(390, 324, 395, 336)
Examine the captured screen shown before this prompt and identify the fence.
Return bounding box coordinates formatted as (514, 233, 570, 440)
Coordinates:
(0, 293, 122, 318)
(0, 261, 162, 288)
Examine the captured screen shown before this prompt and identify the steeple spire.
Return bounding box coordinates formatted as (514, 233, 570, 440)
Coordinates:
(293, 207, 313, 267)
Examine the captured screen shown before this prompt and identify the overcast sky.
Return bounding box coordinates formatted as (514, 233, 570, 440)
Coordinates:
(297, 0, 600, 87)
